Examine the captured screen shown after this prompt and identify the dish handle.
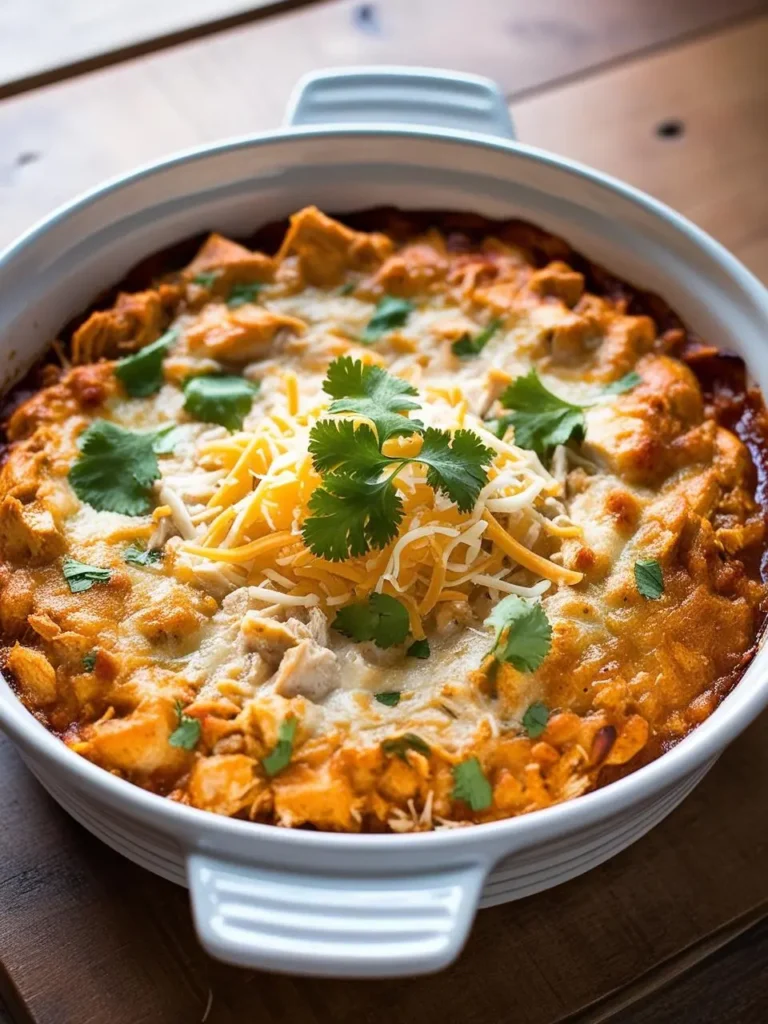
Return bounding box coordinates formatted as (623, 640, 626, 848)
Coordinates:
(285, 67, 515, 139)
(187, 852, 489, 977)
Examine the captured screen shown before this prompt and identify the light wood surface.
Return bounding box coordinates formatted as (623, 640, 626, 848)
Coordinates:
(0, 1, 765, 248)
(515, 16, 768, 282)
(1, 1, 768, 1021)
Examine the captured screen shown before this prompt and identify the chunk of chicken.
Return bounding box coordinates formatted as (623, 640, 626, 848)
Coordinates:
(273, 639, 339, 702)
(241, 613, 308, 666)
(0, 496, 64, 564)
(187, 754, 260, 816)
(7, 643, 58, 706)
(183, 233, 274, 294)
(185, 303, 305, 364)
(72, 289, 166, 363)
(276, 206, 393, 287)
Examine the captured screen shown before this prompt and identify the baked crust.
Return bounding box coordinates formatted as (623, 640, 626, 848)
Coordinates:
(2, 206, 765, 832)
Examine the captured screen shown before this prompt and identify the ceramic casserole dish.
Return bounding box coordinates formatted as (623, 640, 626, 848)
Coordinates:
(1, 67, 767, 978)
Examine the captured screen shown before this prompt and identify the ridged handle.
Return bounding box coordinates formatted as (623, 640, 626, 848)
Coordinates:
(285, 66, 516, 139)
(187, 853, 488, 977)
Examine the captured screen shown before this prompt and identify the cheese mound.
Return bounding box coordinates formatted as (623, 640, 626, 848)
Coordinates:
(1, 206, 765, 833)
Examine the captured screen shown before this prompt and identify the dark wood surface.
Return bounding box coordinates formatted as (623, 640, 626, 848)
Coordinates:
(1, 2, 768, 1022)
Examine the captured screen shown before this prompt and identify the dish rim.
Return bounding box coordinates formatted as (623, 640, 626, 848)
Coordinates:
(1, 121, 768, 853)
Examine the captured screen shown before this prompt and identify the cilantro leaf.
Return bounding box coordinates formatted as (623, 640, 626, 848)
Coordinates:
(452, 757, 493, 810)
(69, 420, 160, 516)
(323, 357, 423, 442)
(451, 318, 502, 358)
(499, 370, 586, 457)
(417, 427, 494, 513)
(485, 595, 552, 672)
(261, 716, 297, 776)
(338, 281, 356, 296)
(183, 375, 259, 431)
(227, 282, 263, 308)
(361, 296, 414, 343)
(522, 701, 550, 738)
(375, 691, 401, 707)
(407, 638, 430, 659)
(381, 733, 430, 760)
(333, 593, 410, 649)
(82, 651, 97, 672)
(308, 420, 388, 478)
(169, 699, 201, 751)
(114, 328, 177, 398)
(603, 371, 641, 395)
(62, 556, 112, 594)
(152, 423, 187, 455)
(192, 271, 217, 288)
(634, 558, 664, 599)
(303, 474, 403, 561)
(124, 544, 163, 568)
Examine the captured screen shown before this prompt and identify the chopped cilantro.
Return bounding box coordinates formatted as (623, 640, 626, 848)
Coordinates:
(82, 651, 97, 672)
(333, 593, 410, 649)
(485, 595, 552, 672)
(68, 420, 160, 516)
(338, 281, 357, 296)
(183, 375, 259, 431)
(361, 296, 414, 343)
(634, 558, 664, 599)
(604, 371, 641, 395)
(497, 370, 586, 457)
(227, 282, 263, 309)
(192, 271, 217, 288)
(114, 329, 177, 398)
(62, 556, 112, 594)
(261, 716, 297, 776)
(169, 699, 201, 751)
(451, 318, 502, 358)
(375, 691, 401, 707)
(322, 356, 423, 442)
(382, 733, 430, 760)
(407, 638, 430, 659)
(452, 757, 493, 811)
(522, 701, 550, 739)
(124, 544, 163, 568)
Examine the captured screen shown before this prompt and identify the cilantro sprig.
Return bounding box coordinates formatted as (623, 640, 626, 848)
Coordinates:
(114, 328, 177, 398)
(124, 544, 163, 568)
(183, 375, 259, 431)
(407, 638, 430, 659)
(361, 296, 414, 344)
(262, 716, 297, 777)
(322, 356, 423, 443)
(227, 282, 263, 309)
(169, 699, 201, 751)
(69, 420, 161, 516)
(333, 593, 410, 649)
(494, 368, 642, 457)
(485, 595, 552, 672)
(382, 733, 430, 760)
(452, 318, 502, 359)
(452, 757, 493, 811)
(375, 691, 401, 707)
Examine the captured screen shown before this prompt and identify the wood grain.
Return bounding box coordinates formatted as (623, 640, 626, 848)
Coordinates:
(2, 0, 761, 98)
(0, 0, 324, 97)
(514, 15, 768, 283)
(0, 1, 765, 244)
(3, 711, 768, 1024)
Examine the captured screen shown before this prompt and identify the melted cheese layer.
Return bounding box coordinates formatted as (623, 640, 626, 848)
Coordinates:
(1, 206, 765, 833)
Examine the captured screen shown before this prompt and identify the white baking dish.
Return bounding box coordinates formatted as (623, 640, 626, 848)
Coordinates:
(1, 67, 767, 978)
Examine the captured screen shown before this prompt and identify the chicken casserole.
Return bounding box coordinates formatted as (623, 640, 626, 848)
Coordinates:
(1, 205, 766, 832)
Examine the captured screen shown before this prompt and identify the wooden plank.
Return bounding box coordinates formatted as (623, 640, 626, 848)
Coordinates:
(3, 710, 768, 1024)
(3, 0, 761, 98)
(0, 1, 765, 240)
(0, 0, 324, 97)
(514, 15, 768, 282)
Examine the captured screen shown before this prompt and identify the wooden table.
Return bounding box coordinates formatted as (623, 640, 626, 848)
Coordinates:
(1, 2, 768, 1021)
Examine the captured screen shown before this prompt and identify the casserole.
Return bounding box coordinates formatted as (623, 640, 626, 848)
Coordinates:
(0, 66, 767, 977)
